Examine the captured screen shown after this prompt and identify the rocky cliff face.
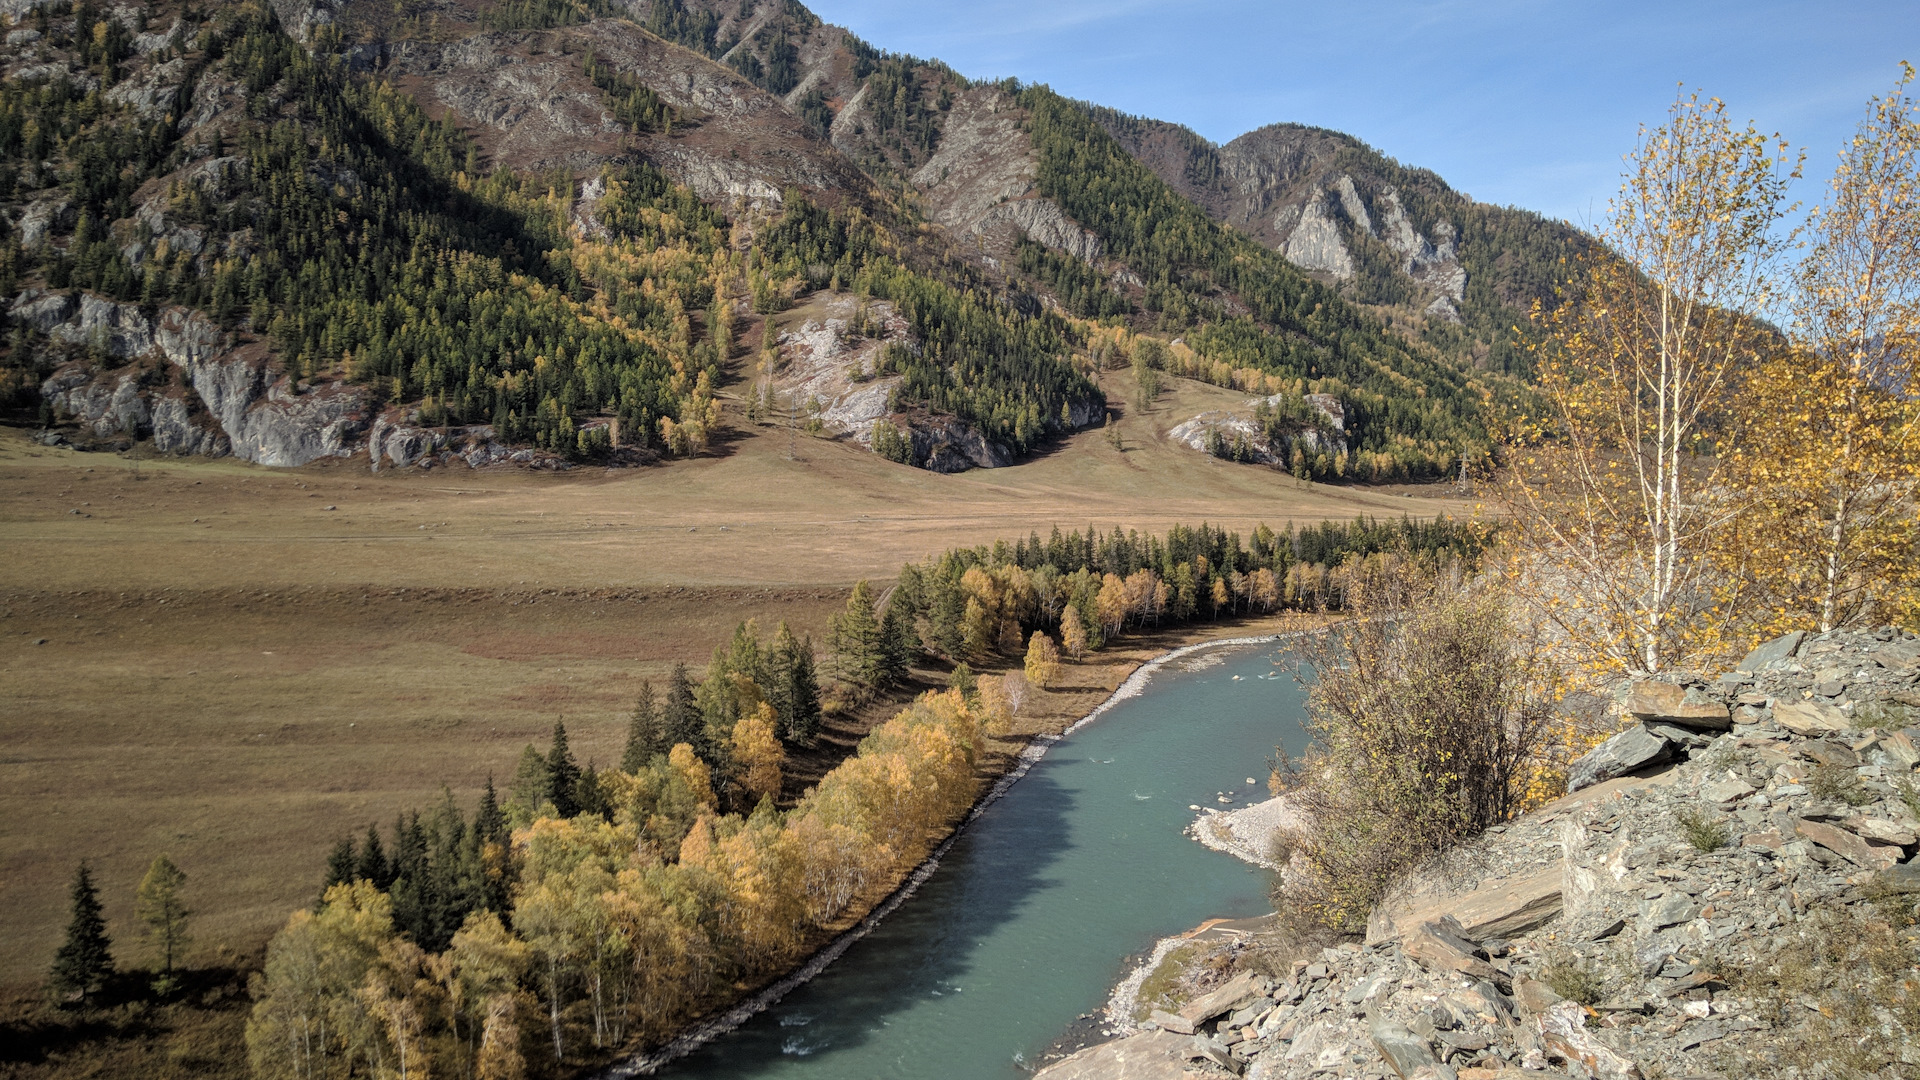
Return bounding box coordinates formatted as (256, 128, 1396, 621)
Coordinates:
(1042, 626, 1920, 1079)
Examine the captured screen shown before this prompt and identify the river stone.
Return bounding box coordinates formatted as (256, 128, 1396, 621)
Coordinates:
(1738, 631, 1806, 672)
(1775, 701, 1852, 737)
(1032, 1029, 1194, 1080)
(1625, 682, 1731, 729)
(1568, 726, 1673, 793)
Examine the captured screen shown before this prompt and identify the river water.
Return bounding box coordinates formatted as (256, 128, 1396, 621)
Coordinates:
(654, 642, 1312, 1080)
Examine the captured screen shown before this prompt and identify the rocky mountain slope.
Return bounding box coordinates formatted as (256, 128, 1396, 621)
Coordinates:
(1084, 108, 1589, 380)
(1040, 627, 1920, 1079)
(2, 0, 1585, 479)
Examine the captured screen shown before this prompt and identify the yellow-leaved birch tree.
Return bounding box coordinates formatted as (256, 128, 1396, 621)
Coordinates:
(1505, 91, 1798, 675)
(1727, 67, 1920, 634)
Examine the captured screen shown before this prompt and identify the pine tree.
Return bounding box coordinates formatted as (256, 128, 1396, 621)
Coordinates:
(621, 680, 663, 772)
(577, 761, 609, 820)
(831, 580, 883, 686)
(948, 662, 978, 702)
(878, 590, 920, 685)
(545, 721, 581, 818)
(135, 854, 190, 995)
(49, 862, 113, 1006)
(662, 663, 700, 749)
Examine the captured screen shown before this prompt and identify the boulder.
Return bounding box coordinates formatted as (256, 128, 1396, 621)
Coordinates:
(1512, 977, 1563, 1016)
(1370, 1016, 1453, 1080)
(1146, 1009, 1193, 1035)
(1185, 1036, 1243, 1075)
(1871, 640, 1920, 673)
(1624, 682, 1731, 729)
(1370, 867, 1564, 945)
(1179, 969, 1262, 1026)
(1404, 919, 1499, 981)
(1538, 1000, 1641, 1080)
(1880, 730, 1920, 769)
(1877, 859, 1920, 894)
(1033, 1029, 1195, 1080)
(1774, 701, 1852, 737)
(1796, 818, 1900, 870)
(1738, 631, 1805, 673)
(1843, 815, 1917, 847)
(1567, 726, 1674, 793)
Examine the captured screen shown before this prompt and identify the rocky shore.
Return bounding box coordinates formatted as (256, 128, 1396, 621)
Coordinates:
(1041, 626, 1920, 1080)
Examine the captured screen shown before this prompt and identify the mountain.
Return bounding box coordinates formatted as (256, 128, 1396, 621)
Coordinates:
(0, 0, 1587, 480)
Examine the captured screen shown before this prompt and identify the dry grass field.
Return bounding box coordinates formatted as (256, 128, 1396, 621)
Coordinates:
(0, 368, 1471, 989)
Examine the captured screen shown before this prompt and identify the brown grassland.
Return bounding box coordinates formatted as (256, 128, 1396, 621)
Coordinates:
(0, 369, 1466, 1027)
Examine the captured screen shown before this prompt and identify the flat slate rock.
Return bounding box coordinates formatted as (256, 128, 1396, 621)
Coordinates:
(1369, 867, 1563, 946)
(1625, 682, 1731, 729)
(1774, 700, 1852, 737)
(1568, 725, 1674, 793)
(1033, 1029, 1196, 1080)
(1738, 630, 1805, 672)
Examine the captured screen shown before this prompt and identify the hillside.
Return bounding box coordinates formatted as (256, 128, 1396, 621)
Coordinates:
(1083, 107, 1592, 380)
(0, 0, 1586, 482)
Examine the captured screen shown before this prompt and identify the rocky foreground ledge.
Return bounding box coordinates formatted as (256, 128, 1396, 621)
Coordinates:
(1040, 626, 1920, 1080)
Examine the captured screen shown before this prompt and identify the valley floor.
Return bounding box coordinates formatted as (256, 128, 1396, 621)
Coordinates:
(0, 379, 1467, 988)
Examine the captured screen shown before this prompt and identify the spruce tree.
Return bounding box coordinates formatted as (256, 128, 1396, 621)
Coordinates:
(545, 721, 581, 818)
(622, 680, 663, 772)
(474, 775, 506, 844)
(878, 594, 918, 687)
(577, 762, 609, 820)
(784, 640, 822, 745)
(662, 663, 699, 749)
(49, 862, 113, 1006)
(322, 836, 357, 891)
(356, 824, 391, 888)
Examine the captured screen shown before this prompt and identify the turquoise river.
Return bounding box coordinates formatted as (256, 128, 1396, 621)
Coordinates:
(651, 640, 1313, 1080)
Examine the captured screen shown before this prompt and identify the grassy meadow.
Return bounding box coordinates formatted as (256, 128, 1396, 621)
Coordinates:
(0, 367, 1469, 992)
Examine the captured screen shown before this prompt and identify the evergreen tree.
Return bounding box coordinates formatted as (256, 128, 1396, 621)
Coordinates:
(49, 862, 113, 1006)
(545, 721, 581, 818)
(135, 854, 190, 996)
(356, 823, 392, 888)
(322, 836, 357, 892)
(507, 745, 551, 821)
(662, 663, 700, 749)
(577, 762, 609, 820)
(474, 775, 506, 845)
(830, 580, 884, 686)
(878, 589, 921, 685)
(621, 680, 664, 772)
(783, 638, 822, 745)
(948, 662, 978, 702)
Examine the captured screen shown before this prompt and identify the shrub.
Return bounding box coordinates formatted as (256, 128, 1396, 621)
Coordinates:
(1675, 807, 1729, 852)
(1809, 762, 1875, 806)
(1539, 951, 1606, 1006)
(1276, 562, 1561, 930)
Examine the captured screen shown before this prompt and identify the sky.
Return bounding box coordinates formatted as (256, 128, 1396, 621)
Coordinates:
(802, 0, 1919, 230)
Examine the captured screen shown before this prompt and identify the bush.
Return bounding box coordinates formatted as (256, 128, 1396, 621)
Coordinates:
(1275, 562, 1560, 930)
(1675, 807, 1730, 852)
(1539, 952, 1606, 1006)
(1809, 762, 1875, 806)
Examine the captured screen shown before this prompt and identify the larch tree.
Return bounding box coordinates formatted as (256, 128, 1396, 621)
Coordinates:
(1060, 604, 1089, 660)
(731, 703, 786, 806)
(1024, 630, 1061, 688)
(49, 862, 113, 1006)
(1505, 90, 1799, 675)
(135, 853, 191, 995)
(1728, 67, 1920, 633)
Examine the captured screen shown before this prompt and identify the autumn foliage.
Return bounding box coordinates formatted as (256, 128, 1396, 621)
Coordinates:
(246, 692, 981, 1076)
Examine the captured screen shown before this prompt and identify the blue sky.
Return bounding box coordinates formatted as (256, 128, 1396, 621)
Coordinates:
(803, 0, 1918, 229)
